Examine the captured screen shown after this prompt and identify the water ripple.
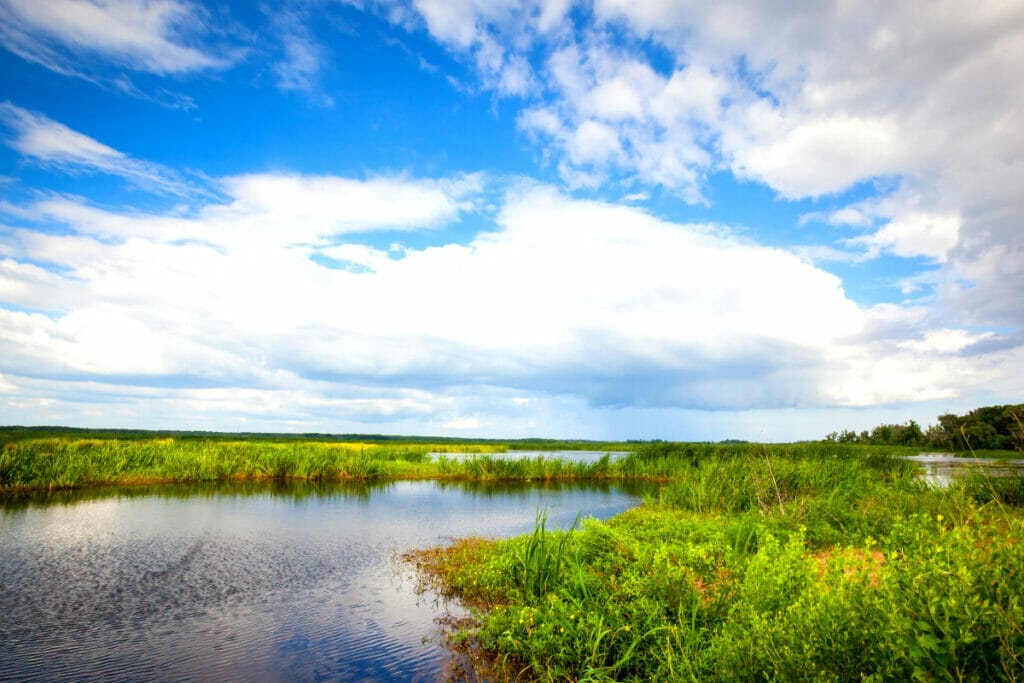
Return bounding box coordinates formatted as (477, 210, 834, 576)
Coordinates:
(0, 479, 641, 681)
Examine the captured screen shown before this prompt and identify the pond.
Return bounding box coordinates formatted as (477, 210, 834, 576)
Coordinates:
(902, 453, 1024, 487)
(0, 477, 645, 682)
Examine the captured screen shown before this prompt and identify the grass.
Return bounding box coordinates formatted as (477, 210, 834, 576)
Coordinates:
(0, 436, 630, 492)
(0, 435, 930, 493)
(407, 446, 1024, 682)
(5, 433, 1022, 679)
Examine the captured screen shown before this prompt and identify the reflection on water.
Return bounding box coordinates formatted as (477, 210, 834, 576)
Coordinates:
(0, 479, 642, 682)
(903, 454, 1024, 487)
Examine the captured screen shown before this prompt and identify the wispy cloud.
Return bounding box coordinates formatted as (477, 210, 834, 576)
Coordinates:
(12, 170, 482, 252)
(0, 103, 201, 197)
(266, 4, 332, 102)
(0, 0, 239, 76)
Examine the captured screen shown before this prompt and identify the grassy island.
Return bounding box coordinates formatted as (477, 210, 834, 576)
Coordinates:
(0, 433, 623, 492)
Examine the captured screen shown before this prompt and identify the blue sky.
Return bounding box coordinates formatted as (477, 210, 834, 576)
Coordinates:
(0, 0, 1021, 440)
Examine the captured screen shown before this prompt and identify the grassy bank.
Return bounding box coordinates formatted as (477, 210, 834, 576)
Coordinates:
(0, 436, 632, 492)
(1, 434, 1013, 494)
(408, 446, 1024, 681)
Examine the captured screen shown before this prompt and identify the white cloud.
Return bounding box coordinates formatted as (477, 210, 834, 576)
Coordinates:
(275, 29, 323, 94)
(216, 173, 479, 239)
(0, 103, 196, 196)
(899, 329, 992, 354)
(535, 0, 572, 34)
(443, 416, 481, 430)
(18, 171, 480, 253)
(567, 120, 622, 165)
(3, 174, 1022, 433)
(0, 0, 237, 76)
(650, 65, 727, 128)
(319, 244, 394, 272)
(375, 0, 581, 98)
(516, 43, 728, 201)
(3, 2, 1022, 437)
(6, 180, 1007, 413)
(396, 0, 1024, 334)
(801, 188, 963, 264)
(726, 115, 904, 199)
(852, 211, 961, 263)
(518, 106, 564, 139)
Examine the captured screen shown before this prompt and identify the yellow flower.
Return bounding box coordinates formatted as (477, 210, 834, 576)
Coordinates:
(623, 625, 631, 632)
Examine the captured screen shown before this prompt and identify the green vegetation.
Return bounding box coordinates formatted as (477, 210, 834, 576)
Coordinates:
(0, 429, 807, 493)
(0, 426, 646, 492)
(0, 432, 933, 494)
(408, 444, 1024, 681)
(5, 429, 1024, 679)
(827, 403, 1024, 452)
(5, 421, 1022, 679)
(0, 425, 626, 450)
(0, 436, 634, 492)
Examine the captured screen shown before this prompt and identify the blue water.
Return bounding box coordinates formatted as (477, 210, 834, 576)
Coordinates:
(0, 478, 645, 682)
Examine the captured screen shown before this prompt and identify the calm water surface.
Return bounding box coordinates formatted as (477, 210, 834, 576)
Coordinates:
(902, 453, 1024, 487)
(0, 477, 646, 682)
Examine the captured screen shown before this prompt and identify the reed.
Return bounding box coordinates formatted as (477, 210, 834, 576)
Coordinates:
(1, 437, 620, 491)
(514, 509, 581, 600)
(0, 438, 455, 490)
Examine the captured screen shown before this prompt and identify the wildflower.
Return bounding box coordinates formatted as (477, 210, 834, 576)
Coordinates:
(623, 625, 631, 633)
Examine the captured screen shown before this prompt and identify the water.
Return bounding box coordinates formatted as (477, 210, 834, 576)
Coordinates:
(0, 477, 646, 682)
(903, 453, 1024, 487)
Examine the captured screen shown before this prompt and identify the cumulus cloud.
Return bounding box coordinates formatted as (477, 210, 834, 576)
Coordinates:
(376, 0, 1024, 340)
(371, 0, 579, 96)
(1, 2, 1022, 435)
(801, 188, 963, 264)
(516, 43, 721, 200)
(5, 176, 1017, 431)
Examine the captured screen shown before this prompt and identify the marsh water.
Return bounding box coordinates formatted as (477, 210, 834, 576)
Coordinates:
(0, 475, 647, 682)
(902, 453, 1024, 487)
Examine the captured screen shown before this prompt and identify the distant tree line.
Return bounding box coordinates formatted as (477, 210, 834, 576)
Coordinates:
(826, 404, 1024, 451)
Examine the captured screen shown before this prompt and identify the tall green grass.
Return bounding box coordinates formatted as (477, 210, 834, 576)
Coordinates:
(0, 438, 625, 491)
(0, 438, 448, 490)
(409, 448, 1024, 681)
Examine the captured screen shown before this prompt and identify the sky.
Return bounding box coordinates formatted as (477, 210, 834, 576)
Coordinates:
(0, 0, 1021, 441)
